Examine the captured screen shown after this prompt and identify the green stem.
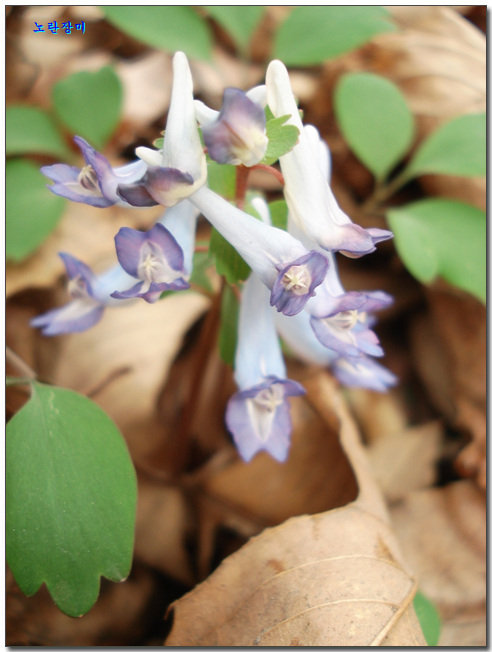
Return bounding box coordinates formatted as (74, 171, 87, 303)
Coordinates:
(363, 168, 413, 213)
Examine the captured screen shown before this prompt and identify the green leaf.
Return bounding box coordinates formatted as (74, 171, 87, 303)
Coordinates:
(52, 66, 123, 149)
(6, 159, 65, 261)
(335, 72, 414, 180)
(413, 591, 441, 646)
(219, 283, 240, 366)
(6, 382, 137, 617)
(274, 6, 396, 66)
(6, 106, 70, 159)
(268, 199, 288, 231)
(387, 199, 486, 303)
(261, 114, 299, 166)
(189, 248, 214, 294)
(209, 227, 250, 285)
(205, 6, 264, 53)
(207, 161, 237, 199)
(406, 113, 486, 179)
(102, 6, 212, 61)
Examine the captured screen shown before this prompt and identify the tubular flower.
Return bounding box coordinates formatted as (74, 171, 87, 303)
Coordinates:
(190, 186, 328, 316)
(111, 223, 190, 303)
(31, 253, 136, 335)
(274, 309, 397, 393)
(225, 272, 305, 462)
(118, 52, 207, 208)
(266, 60, 393, 257)
(41, 136, 147, 208)
(195, 87, 268, 167)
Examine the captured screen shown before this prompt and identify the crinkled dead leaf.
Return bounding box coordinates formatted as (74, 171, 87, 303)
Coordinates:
(391, 480, 486, 646)
(44, 292, 209, 458)
(164, 373, 426, 646)
(410, 287, 486, 488)
(347, 390, 443, 502)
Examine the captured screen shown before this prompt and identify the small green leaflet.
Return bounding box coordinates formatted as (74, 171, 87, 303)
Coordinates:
(6, 382, 137, 617)
(405, 112, 486, 179)
(207, 161, 237, 200)
(274, 6, 396, 66)
(6, 106, 71, 159)
(209, 227, 250, 285)
(387, 198, 486, 304)
(413, 591, 441, 646)
(261, 115, 299, 166)
(102, 6, 213, 61)
(52, 67, 123, 150)
(335, 72, 414, 181)
(7, 159, 65, 262)
(204, 6, 265, 55)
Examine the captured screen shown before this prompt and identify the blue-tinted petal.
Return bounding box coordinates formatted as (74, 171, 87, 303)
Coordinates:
(271, 251, 328, 316)
(332, 356, 397, 392)
(31, 300, 105, 336)
(225, 377, 304, 463)
(41, 162, 114, 208)
(116, 182, 159, 207)
(202, 88, 267, 167)
(114, 228, 148, 277)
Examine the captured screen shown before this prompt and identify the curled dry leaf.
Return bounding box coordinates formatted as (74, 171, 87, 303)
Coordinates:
(391, 480, 486, 646)
(164, 373, 426, 646)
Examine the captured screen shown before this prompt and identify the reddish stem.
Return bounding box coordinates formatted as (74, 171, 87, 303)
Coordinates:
(250, 164, 285, 186)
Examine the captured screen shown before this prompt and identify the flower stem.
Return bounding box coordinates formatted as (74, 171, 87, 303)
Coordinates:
(363, 168, 412, 213)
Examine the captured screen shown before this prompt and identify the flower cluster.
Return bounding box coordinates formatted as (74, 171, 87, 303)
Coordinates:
(33, 52, 396, 463)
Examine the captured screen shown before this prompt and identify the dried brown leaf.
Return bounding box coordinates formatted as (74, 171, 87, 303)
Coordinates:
(391, 481, 486, 646)
(45, 292, 209, 456)
(164, 373, 426, 646)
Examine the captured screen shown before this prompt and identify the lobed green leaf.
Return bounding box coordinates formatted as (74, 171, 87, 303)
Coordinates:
(6, 159, 65, 262)
(335, 72, 414, 180)
(52, 66, 123, 150)
(102, 6, 212, 61)
(387, 198, 486, 303)
(261, 115, 299, 166)
(6, 382, 137, 617)
(274, 6, 396, 66)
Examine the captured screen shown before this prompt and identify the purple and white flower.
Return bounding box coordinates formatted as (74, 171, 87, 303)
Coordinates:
(118, 52, 207, 208)
(31, 253, 136, 335)
(195, 88, 268, 167)
(111, 222, 190, 303)
(266, 60, 393, 258)
(190, 186, 328, 315)
(41, 136, 147, 208)
(225, 272, 305, 462)
(274, 309, 397, 393)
